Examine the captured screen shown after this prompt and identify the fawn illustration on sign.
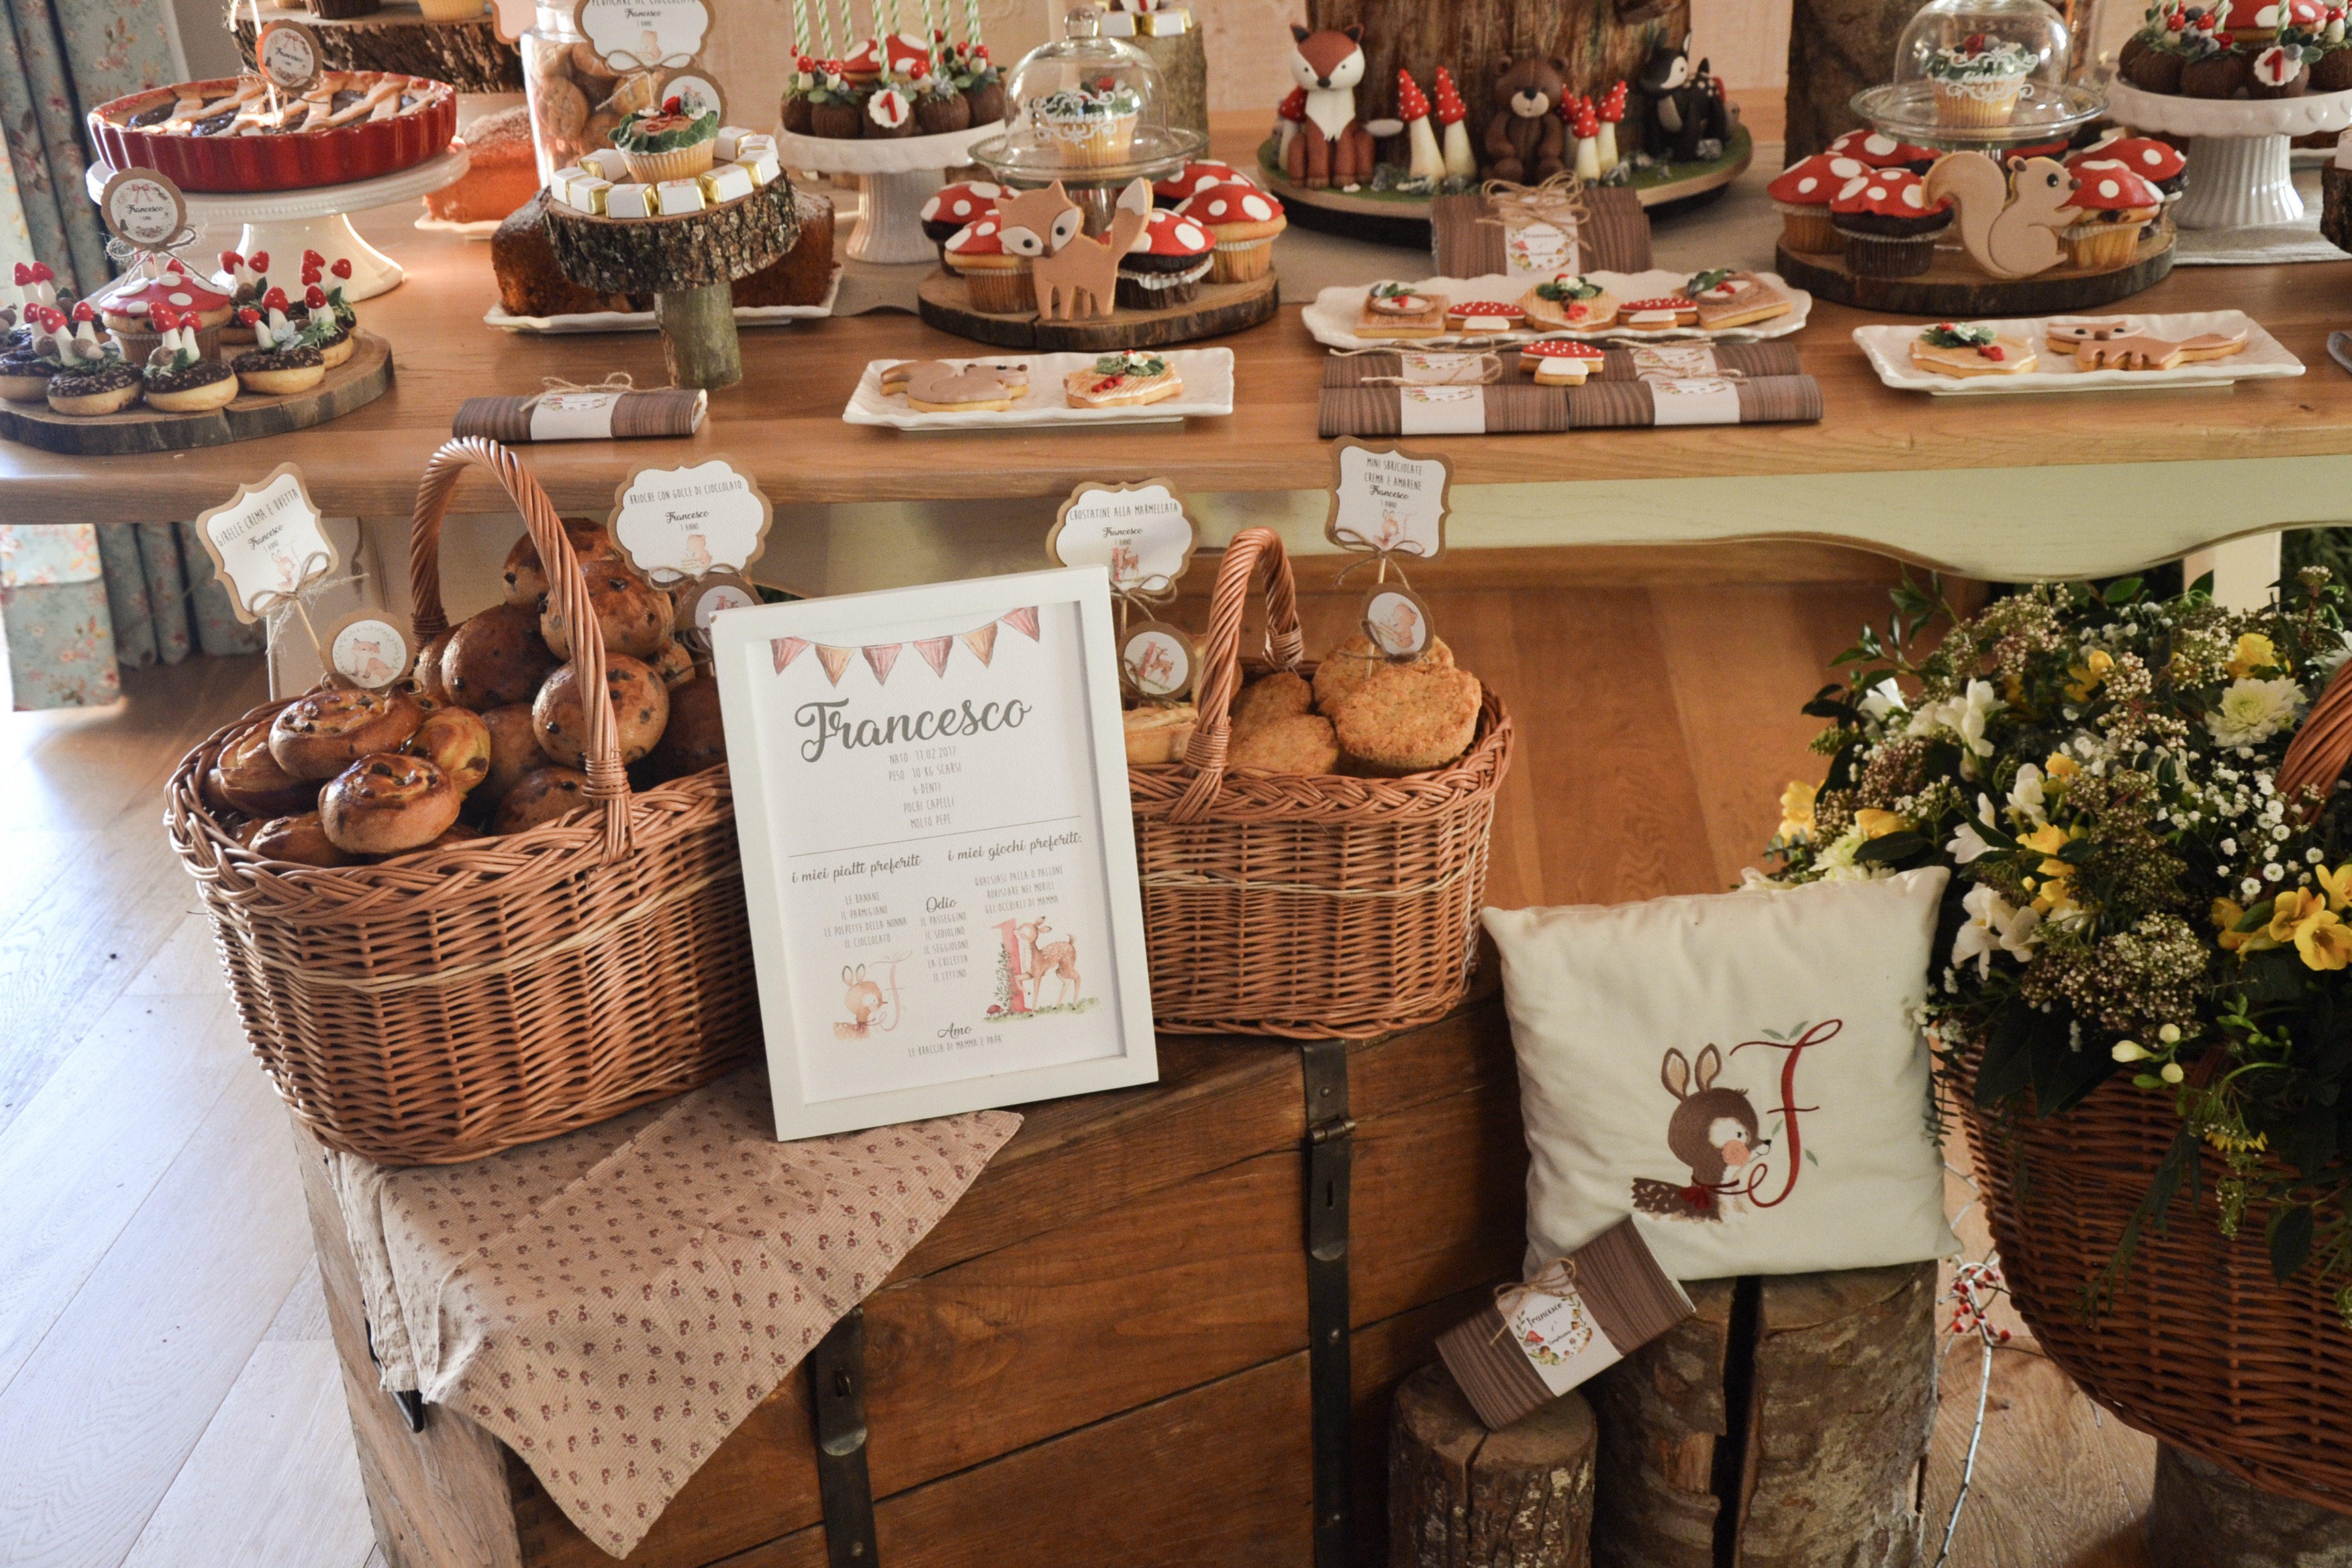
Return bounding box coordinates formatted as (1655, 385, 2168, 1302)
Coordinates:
(1632, 1019, 1836, 1222)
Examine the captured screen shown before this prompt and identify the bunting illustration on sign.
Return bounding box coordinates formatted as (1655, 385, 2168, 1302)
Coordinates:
(771, 608, 1041, 686)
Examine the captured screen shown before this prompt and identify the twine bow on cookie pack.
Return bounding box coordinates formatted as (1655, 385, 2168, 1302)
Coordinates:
(1491, 1254, 1582, 1342)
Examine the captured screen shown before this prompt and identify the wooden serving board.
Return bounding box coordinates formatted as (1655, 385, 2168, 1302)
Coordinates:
(915, 270, 1279, 350)
(0, 331, 392, 456)
(229, 0, 522, 93)
(1775, 223, 2176, 317)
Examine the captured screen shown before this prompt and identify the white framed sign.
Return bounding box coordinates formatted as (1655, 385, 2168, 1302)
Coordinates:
(193, 463, 336, 622)
(710, 566, 1158, 1141)
(610, 455, 771, 585)
(1326, 438, 1450, 561)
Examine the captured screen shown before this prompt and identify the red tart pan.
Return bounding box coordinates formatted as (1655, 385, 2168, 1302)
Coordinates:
(87, 76, 455, 193)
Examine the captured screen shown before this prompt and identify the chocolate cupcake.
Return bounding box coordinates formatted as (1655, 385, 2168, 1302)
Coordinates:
(1116, 208, 1215, 310)
(2249, 42, 2311, 97)
(913, 80, 970, 135)
(864, 86, 917, 140)
(1829, 168, 1951, 278)
(2180, 48, 2252, 97)
(809, 80, 867, 140)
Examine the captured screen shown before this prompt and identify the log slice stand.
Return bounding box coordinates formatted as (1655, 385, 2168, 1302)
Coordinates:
(540, 176, 801, 391)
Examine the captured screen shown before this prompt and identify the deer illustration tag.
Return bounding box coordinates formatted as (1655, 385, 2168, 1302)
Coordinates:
(1631, 1021, 1838, 1224)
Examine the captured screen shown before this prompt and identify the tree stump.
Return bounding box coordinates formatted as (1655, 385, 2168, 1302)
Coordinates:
(1308, 0, 1688, 161)
(1132, 29, 1207, 137)
(227, 4, 523, 93)
(1586, 1262, 1937, 1568)
(1784, 0, 1914, 161)
(1390, 1362, 1597, 1568)
(2149, 1445, 2352, 1568)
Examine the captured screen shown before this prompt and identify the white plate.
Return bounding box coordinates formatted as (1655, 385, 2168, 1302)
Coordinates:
(483, 268, 841, 333)
(413, 212, 502, 241)
(842, 348, 1234, 430)
(1852, 310, 2305, 395)
(1301, 270, 1813, 350)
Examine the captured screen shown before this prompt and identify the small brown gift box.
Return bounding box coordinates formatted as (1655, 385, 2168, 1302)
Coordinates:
(1436, 1218, 1694, 1432)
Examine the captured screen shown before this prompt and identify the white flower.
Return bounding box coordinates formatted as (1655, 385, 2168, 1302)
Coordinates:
(1811, 828, 1886, 883)
(2207, 676, 2304, 749)
(2006, 763, 2046, 827)
(2315, 631, 2352, 680)
(1908, 679, 2004, 758)
(1857, 676, 1906, 730)
(1948, 821, 1993, 864)
(1952, 884, 2042, 978)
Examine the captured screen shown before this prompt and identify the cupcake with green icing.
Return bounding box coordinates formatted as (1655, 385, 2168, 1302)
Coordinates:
(1923, 33, 2036, 127)
(612, 97, 721, 184)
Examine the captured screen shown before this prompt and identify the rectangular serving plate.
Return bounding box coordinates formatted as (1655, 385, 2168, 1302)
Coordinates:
(842, 348, 1235, 431)
(1853, 310, 2304, 396)
(483, 269, 840, 333)
(1303, 270, 1813, 350)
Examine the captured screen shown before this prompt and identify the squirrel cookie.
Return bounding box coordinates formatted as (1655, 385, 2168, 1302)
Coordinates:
(1923, 152, 2079, 280)
(903, 360, 1030, 412)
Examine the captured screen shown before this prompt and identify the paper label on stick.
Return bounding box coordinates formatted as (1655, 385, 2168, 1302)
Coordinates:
(325, 612, 410, 690)
(97, 168, 190, 252)
(611, 457, 772, 584)
(530, 390, 623, 442)
(572, 0, 711, 69)
(1119, 620, 1196, 700)
(1048, 480, 1196, 593)
(255, 19, 324, 92)
(1326, 442, 1450, 560)
(1505, 1288, 1624, 1395)
(193, 464, 336, 623)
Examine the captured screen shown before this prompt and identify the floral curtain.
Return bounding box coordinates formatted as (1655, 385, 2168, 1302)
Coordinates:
(1, 522, 261, 710)
(0, 0, 180, 293)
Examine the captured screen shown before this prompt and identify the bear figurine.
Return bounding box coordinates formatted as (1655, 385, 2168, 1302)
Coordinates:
(1481, 56, 1569, 184)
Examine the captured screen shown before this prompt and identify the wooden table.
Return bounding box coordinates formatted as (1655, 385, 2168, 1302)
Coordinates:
(4, 199, 2347, 589)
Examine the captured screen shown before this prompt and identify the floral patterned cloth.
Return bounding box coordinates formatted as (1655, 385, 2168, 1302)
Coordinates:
(322, 1071, 1020, 1558)
(0, 0, 179, 293)
(0, 522, 260, 708)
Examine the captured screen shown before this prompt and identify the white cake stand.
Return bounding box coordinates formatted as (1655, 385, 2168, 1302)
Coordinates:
(84, 148, 470, 300)
(2108, 80, 2352, 229)
(774, 120, 1003, 264)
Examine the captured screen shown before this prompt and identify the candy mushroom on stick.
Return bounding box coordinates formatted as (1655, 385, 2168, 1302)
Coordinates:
(1433, 67, 1476, 182)
(1595, 82, 1627, 176)
(1570, 97, 1602, 182)
(1396, 70, 1443, 184)
(13, 261, 56, 314)
(1274, 84, 1307, 165)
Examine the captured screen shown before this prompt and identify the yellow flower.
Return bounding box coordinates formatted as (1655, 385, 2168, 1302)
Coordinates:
(2268, 887, 2352, 970)
(1855, 808, 1907, 840)
(2204, 1126, 2270, 1155)
(2228, 633, 2286, 679)
(2044, 753, 2081, 780)
(2317, 863, 2352, 912)
(2214, 895, 2278, 956)
(2065, 649, 2114, 704)
(1777, 781, 1817, 842)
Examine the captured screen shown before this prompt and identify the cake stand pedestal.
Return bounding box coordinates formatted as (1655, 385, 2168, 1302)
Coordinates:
(774, 122, 1004, 264)
(2108, 82, 2352, 229)
(84, 149, 470, 301)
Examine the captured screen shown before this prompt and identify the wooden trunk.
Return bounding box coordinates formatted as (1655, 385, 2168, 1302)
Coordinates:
(1587, 1264, 1938, 1568)
(1388, 1363, 1596, 1568)
(301, 996, 1533, 1568)
(2147, 1444, 2352, 1568)
(1784, 0, 1915, 161)
(1307, 0, 1688, 161)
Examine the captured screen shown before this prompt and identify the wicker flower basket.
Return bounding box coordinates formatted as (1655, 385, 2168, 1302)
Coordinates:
(163, 438, 757, 1165)
(1952, 670, 2352, 1514)
(1127, 528, 1512, 1039)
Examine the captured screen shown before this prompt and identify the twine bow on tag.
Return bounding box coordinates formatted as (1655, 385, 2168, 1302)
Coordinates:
(1333, 347, 1504, 387)
(250, 551, 357, 662)
(1490, 1256, 1581, 1343)
(526, 372, 638, 408)
(1477, 170, 1587, 232)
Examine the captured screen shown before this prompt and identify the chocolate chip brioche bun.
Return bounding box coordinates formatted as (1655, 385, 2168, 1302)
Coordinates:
(440, 604, 559, 708)
(214, 721, 322, 817)
(407, 706, 493, 794)
(475, 703, 547, 808)
(412, 628, 457, 703)
(501, 521, 625, 609)
(541, 566, 674, 661)
(652, 637, 696, 689)
(643, 675, 725, 779)
(532, 655, 670, 767)
(249, 811, 359, 867)
(268, 686, 425, 781)
(319, 752, 463, 855)
(493, 765, 593, 833)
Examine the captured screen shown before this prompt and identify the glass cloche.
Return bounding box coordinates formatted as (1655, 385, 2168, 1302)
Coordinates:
(1853, 0, 2104, 148)
(968, 6, 1205, 192)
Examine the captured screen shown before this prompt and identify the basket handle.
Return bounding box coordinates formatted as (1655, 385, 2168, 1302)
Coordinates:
(1168, 527, 1305, 824)
(410, 436, 633, 861)
(2279, 654, 2352, 823)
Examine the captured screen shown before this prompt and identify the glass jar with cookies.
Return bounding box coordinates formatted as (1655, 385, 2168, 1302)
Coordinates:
(521, 5, 662, 186)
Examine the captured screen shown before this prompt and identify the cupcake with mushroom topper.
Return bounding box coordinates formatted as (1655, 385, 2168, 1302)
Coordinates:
(140, 307, 238, 412)
(2055, 160, 2163, 270)
(1117, 207, 1213, 308)
(1825, 128, 1936, 175)
(1831, 167, 1952, 278)
(1767, 152, 1867, 253)
(922, 180, 1004, 248)
(943, 213, 1035, 313)
(2074, 134, 2186, 199)
(0, 306, 71, 403)
(1153, 159, 1254, 208)
(91, 254, 233, 364)
(1178, 180, 1284, 282)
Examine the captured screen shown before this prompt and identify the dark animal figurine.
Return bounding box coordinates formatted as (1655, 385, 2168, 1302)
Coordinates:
(1482, 55, 1570, 183)
(1631, 1044, 1768, 1222)
(1635, 42, 1730, 163)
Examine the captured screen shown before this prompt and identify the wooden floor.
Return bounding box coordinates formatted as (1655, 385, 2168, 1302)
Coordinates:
(0, 593, 2153, 1567)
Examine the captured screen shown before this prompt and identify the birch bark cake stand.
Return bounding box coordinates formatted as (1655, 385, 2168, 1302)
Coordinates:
(2107, 80, 2352, 229)
(773, 122, 1004, 265)
(84, 150, 470, 301)
(540, 174, 802, 389)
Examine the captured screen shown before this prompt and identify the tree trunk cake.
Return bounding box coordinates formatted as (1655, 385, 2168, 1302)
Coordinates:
(1784, 0, 1916, 161)
(227, 4, 523, 94)
(1389, 1362, 1597, 1568)
(1306, 0, 1689, 159)
(1586, 1264, 1937, 1568)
